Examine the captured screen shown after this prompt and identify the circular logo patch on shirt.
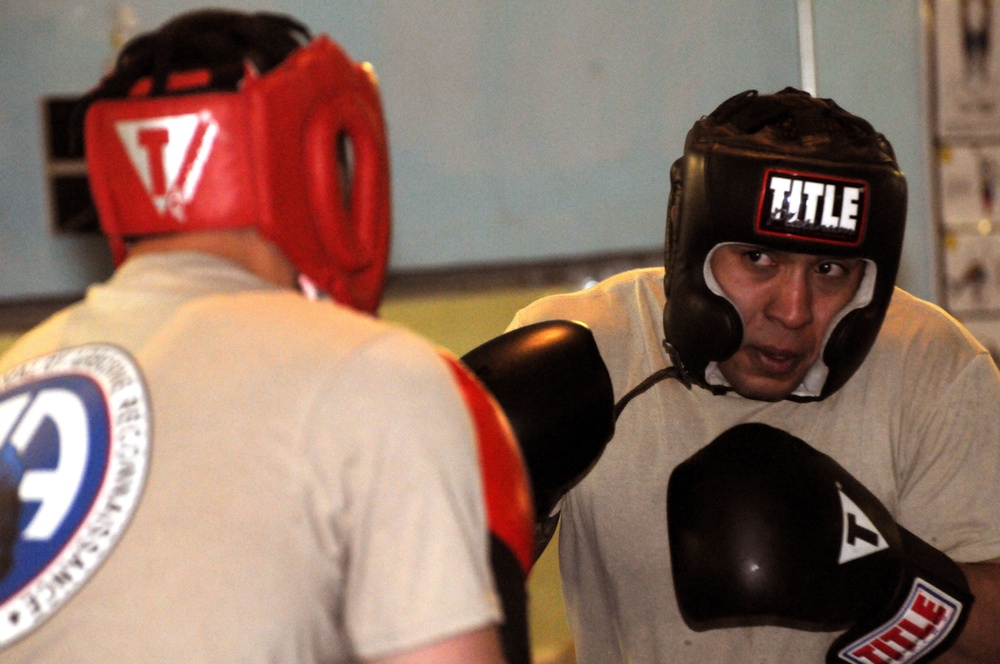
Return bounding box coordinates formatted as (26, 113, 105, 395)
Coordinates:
(0, 344, 151, 647)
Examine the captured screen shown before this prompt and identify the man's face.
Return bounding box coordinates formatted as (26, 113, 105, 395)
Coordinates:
(709, 243, 867, 401)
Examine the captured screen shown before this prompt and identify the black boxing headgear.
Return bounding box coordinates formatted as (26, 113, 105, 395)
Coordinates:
(662, 88, 906, 401)
(79, 10, 391, 313)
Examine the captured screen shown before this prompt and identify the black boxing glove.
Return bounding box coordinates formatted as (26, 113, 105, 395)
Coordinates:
(461, 320, 615, 523)
(667, 423, 973, 664)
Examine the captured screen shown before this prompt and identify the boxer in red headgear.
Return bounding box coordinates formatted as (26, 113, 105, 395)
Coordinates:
(0, 10, 534, 663)
(84, 11, 390, 312)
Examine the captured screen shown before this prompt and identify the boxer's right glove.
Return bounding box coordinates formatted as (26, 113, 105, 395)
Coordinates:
(667, 423, 973, 664)
(461, 320, 616, 523)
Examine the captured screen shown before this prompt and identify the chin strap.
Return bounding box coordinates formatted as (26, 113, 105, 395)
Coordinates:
(614, 341, 720, 422)
(297, 274, 330, 302)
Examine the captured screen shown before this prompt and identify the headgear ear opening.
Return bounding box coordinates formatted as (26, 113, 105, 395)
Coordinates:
(304, 64, 391, 313)
(663, 157, 685, 295)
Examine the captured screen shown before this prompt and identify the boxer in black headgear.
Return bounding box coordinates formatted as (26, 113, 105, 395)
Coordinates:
(474, 87, 1000, 663)
(661, 87, 906, 401)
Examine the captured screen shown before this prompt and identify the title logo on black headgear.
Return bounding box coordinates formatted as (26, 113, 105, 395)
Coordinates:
(756, 169, 868, 247)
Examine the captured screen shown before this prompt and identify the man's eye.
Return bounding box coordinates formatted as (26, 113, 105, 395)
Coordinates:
(817, 262, 847, 277)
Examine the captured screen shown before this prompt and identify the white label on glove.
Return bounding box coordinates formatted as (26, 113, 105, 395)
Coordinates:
(836, 578, 964, 664)
(838, 488, 889, 564)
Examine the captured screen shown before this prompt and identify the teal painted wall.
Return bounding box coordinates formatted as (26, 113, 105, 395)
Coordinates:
(4, 0, 806, 300)
(0, 2, 936, 301)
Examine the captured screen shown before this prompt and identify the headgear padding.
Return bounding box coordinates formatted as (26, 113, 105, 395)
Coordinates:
(662, 88, 907, 401)
(84, 16, 390, 313)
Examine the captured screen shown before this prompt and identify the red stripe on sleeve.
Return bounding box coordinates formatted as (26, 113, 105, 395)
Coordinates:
(440, 353, 534, 575)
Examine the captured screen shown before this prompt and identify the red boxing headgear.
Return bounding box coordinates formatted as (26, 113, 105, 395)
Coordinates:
(84, 36, 391, 313)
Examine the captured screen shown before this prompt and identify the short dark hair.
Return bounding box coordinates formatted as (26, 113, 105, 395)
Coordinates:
(685, 87, 898, 167)
(72, 9, 310, 149)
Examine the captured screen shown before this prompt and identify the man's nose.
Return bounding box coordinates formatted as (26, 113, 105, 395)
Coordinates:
(764, 271, 813, 329)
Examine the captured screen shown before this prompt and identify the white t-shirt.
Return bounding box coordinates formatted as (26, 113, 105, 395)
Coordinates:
(0, 252, 503, 662)
(510, 267, 1000, 663)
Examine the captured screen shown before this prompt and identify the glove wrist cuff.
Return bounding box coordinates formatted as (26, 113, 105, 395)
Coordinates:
(826, 528, 972, 664)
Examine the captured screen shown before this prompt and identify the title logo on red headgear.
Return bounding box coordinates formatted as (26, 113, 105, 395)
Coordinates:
(114, 112, 219, 221)
(756, 169, 868, 247)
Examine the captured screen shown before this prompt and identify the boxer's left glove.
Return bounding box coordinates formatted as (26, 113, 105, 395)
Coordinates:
(461, 320, 616, 524)
(667, 423, 973, 664)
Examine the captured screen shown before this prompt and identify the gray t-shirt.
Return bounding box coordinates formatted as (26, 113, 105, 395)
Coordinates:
(510, 267, 1000, 663)
(0, 252, 502, 662)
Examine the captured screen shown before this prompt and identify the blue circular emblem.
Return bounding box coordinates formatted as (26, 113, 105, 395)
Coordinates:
(0, 345, 151, 646)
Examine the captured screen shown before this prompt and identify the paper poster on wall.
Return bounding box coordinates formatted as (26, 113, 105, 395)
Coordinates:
(931, 2, 1000, 327)
(936, 144, 1000, 314)
(938, 143, 1000, 230)
(934, 0, 1000, 138)
(942, 231, 1000, 313)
